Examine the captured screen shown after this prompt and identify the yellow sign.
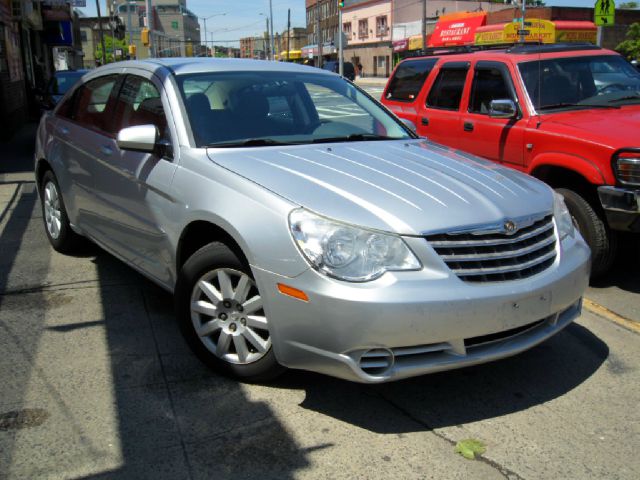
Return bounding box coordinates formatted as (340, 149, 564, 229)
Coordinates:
(594, 0, 615, 26)
(556, 29, 598, 43)
(476, 19, 555, 45)
(408, 35, 423, 51)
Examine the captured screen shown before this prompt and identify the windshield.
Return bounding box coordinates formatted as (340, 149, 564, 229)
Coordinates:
(518, 55, 640, 111)
(177, 71, 413, 147)
(49, 71, 85, 95)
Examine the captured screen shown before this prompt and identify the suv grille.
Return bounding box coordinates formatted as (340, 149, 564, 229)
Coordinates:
(426, 215, 557, 283)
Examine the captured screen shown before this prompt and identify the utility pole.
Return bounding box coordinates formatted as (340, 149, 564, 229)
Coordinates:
(269, 0, 275, 60)
(286, 8, 290, 62)
(316, 0, 322, 68)
(108, 1, 116, 61)
(145, 0, 154, 57)
(520, 0, 527, 43)
(338, 4, 343, 76)
(126, 0, 133, 57)
(421, 0, 426, 53)
(203, 18, 208, 56)
(95, 0, 107, 65)
(265, 17, 270, 59)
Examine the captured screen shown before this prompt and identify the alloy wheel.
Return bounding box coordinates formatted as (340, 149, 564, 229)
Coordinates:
(43, 181, 62, 240)
(190, 268, 271, 365)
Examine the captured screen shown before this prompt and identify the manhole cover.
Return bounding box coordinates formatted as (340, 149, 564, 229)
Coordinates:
(0, 409, 49, 431)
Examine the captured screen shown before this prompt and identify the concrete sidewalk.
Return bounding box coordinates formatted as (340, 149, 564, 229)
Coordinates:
(354, 76, 389, 87)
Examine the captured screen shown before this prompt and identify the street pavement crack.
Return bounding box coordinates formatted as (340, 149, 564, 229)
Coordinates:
(374, 389, 526, 480)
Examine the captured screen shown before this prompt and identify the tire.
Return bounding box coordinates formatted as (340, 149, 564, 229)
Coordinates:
(40, 169, 83, 254)
(175, 242, 284, 382)
(556, 188, 617, 278)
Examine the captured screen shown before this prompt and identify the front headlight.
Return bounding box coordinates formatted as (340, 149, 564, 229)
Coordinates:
(614, 155, 640, 186)
(553, 192, 575, 240)
(289, 209, 421, 282)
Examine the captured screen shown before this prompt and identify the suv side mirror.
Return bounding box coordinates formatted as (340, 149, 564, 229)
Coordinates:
(489, 99, 518, 119)
(117, 125, 158, 152)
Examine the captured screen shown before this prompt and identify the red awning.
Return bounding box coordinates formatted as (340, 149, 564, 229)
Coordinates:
(429, 13, 487, 47)
(393, 39, 408, 52)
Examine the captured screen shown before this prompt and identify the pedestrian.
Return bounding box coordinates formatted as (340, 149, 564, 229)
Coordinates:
(358, 63, 364, 78)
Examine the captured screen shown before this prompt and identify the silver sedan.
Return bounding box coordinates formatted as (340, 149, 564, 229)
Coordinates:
(34, 58, 590, 383)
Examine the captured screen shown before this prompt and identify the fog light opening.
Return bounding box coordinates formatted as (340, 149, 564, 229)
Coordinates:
(358, 348, 394, 376)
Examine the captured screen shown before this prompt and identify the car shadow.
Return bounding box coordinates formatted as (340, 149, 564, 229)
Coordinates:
(273, 321, 608, 433)
(589, 233, 640, 294)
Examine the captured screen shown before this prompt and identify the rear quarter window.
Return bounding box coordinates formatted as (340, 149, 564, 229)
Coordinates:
(385, 58, 438, 102)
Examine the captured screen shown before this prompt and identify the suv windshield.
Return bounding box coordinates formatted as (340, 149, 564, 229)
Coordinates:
(518, 54, 640, 111)
(177, 71, 413, 147)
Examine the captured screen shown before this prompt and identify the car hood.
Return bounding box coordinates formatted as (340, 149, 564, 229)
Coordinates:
(540, 105, 640, 148)
(207, 139, 552, 235)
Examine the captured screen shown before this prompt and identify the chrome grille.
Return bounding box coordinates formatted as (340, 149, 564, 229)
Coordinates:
(426, 215, 557, 282)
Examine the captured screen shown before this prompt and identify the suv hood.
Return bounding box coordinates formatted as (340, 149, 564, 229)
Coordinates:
(207, 139, 552, 235)
(540, 106, 640, 147)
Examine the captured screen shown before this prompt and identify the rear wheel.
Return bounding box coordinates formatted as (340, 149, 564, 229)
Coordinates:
(556, 188, 617, 278)
(40, 170, 83, 253)
(175, 242, 284, 382)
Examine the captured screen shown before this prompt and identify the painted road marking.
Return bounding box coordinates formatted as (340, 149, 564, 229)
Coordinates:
(584, 298, 640, 334)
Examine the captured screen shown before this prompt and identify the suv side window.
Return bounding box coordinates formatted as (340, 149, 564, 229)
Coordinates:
(112, 75, 169, 141)
(426, 64, 469, 110)
(72, 75, 118, 133)
(469, 65, 512, 114)
(385, 58, 438, 102)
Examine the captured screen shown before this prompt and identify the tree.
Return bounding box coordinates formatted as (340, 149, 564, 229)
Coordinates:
(616, 22, 640, 60)
(95, 35, 128, 64)
(619, 2, 638, 8)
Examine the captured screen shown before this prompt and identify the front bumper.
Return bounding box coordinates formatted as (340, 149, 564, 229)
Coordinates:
(598, 186, 640, 232)
(253, 234, 591, 383)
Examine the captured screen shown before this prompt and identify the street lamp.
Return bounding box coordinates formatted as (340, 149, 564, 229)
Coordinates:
(191, 12, 226, 57)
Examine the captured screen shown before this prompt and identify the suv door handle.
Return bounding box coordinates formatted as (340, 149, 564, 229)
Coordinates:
(100, 145, 113, 156)
(421, 117, 429, 126)
(463, 122, 474, 132)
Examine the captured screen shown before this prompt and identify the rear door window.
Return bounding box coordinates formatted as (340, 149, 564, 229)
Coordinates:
(385, 58, 438, 102)
(426, 64, 469, 110)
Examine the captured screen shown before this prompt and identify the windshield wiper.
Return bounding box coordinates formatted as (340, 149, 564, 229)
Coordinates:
(205, 138, 296, 148)
(539, 103, 619, 110)
(311, 133, 394, 144)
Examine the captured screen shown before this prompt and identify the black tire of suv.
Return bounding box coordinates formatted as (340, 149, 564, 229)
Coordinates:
(175, 242, 285, 383)
(555, 188, 617, 278)
(40, 170, 83, 254)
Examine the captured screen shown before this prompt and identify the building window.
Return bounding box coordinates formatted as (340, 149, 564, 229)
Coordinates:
(376, 16, 388, 37)
(80, 30, 88, 42)
(358, 19, 368, 39)
(343, 22, 351, 36)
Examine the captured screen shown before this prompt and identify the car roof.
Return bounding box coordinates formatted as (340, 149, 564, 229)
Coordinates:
(399, 44, 619, 65)
(92, 57, 333, 77)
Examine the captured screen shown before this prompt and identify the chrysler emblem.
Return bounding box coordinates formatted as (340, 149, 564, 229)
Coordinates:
(504, 220, 517, 234)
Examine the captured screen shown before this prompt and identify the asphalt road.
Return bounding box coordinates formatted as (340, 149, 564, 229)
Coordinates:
(1, 123, 638, 480)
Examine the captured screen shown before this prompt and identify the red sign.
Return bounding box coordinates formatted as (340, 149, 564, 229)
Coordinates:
(392, 39, 408, 52)
(429, 13, 487, 47)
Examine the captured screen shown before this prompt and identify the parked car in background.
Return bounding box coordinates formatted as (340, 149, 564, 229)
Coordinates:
(322, 60, 356, 81)
(381, 44, 640, 277)
(35, 58, 589, 383)
(36, 69, 88, 111)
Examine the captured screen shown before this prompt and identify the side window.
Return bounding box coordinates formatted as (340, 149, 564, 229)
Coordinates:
(112, 75, 168, 141)
(72, 75, 118, 133)
(469, 67, 512, 114)
(426, 66, 469, 110)
(56, 89, 78, 119)
(385, 58, 438, 102)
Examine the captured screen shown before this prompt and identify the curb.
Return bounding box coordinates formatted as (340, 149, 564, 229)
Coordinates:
(583, 298, 640, 334)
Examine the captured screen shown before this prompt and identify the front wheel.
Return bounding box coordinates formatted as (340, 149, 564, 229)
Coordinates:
(40, 170, 83, 253)
(555, 188, 617, 278)
(175, 242, 284, 382)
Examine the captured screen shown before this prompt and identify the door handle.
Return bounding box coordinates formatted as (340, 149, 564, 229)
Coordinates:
(59, 126, 69, 135)
(463, 122, 474, 132)
(100, 145, 113, 156)
(421, 117, 429, 126)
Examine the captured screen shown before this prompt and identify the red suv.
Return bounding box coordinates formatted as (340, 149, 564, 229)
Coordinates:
(381, 44, 640, 277)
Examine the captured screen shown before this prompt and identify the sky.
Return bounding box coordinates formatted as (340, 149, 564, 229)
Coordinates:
(76, 1, 608, 47)
(77, 0, 307, 46)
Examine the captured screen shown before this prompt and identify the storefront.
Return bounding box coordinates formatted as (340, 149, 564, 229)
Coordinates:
(475, 20, 597, 46)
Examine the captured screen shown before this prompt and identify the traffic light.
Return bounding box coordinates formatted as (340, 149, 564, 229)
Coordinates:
(128, 44, 136, 56)
(141, 28, 150, 46)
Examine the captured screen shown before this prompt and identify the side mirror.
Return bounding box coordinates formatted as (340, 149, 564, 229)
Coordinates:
(400, 118, 417, 133)
(489, 99, 518, 119)
(117, 124, 158, 152)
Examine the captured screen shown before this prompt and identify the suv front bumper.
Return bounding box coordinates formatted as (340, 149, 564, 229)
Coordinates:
(598, 186, 640, 232)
